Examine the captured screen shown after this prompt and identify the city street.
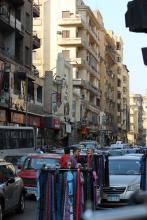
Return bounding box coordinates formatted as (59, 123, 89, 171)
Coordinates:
(5, 199, 37, 220)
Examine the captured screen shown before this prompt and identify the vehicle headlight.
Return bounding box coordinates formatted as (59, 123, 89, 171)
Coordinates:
(127, 184, 140, 191)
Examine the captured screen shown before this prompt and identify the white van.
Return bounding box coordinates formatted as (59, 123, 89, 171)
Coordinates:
(101, 154, 143, 206)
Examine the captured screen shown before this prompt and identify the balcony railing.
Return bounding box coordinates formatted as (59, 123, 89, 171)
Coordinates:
(106, 45, 116, 63)
(58, 37, 86, 47)
(33, 3, 40, 17)
(58, 14, 84, 27)
(32, 33, 41, 49)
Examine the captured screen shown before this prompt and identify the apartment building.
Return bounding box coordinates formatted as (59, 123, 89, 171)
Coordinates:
(142, 93, 147, 145)
(115, 35, 130, 142)
(105, 32, 130, 143)
(0, 0, 56, 145)
(33, 0, 103, 143)
(128, 94, 143, 145)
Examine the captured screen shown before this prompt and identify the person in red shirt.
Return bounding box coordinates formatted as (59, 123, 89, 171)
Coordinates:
(60, 147, 71, 168)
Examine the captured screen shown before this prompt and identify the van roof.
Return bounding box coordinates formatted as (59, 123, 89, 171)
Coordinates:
(109, 154, 144, 160)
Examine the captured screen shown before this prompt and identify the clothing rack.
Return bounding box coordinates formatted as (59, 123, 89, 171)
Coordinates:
(38, 168, 97, 220)
(37, 154, 109, 220)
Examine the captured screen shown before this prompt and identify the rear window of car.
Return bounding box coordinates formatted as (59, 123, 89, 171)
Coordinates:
(109, 159, 141, 175)
(23, 157, 59, 170)
(4, 156, 21, 165)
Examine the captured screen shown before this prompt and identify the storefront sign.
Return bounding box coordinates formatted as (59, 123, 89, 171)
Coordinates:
(52, 117, 60, 129)
(0, 109, 6, 122)
(29, 116, 41, 127)
(44, 116, 61, 129)
(66, 123, 71, 133)
(11, 112, 24, 124)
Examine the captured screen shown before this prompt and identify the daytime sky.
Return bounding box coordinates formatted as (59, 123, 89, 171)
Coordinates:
(84, 0, 147, 95)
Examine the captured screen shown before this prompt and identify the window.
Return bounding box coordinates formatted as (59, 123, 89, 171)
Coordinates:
(62, 50, 70, 59)
(16, 9, 21, 20)
(117, 92, 121, 99)
(62, 30, 70, 38)
(117, 79, 121, 87)
(25, 46, 30, 66)
(116, 42, 121, 50)
(117, 56, 121, 62)
(109, 159, 140, 175)
(117, 104, 121, 111)
(37, 86, 42, 103)
(25, 12, 31, 32)
(62, 11, 70, 18)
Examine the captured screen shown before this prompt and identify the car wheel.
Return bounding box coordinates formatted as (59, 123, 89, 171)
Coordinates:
(0, 203, 3, 220)
(16, 194, 25, 213)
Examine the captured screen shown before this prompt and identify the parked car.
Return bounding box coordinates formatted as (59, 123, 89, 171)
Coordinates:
(101, 154, 143, 206)
(4, 155, 27, 173)
(17, 153, 61, 198)
(0, 160, 25, 219)
(79, 141, 99, 149)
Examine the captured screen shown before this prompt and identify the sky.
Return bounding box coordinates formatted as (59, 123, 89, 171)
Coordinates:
(84, 0, 147, 95)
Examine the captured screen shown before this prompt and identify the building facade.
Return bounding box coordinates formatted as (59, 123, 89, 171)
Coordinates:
(33, 0, 103, 143)
(0, 0, 60, 146)
(128, 94, 143, 145)
(142, 93, 147, 146)
(33, 0, 130, 145)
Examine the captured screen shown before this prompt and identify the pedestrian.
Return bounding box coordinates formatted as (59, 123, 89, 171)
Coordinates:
(60, 147, 71, 168)
(71, 147, 81, 168)
(86, 148, 94, 169)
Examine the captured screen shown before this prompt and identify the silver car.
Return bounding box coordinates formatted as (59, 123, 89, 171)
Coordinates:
(101, 154, 143, 206)
(0, 161, 26, 219)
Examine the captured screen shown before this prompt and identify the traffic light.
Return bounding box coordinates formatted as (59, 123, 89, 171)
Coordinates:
(125, 0, 147, 33)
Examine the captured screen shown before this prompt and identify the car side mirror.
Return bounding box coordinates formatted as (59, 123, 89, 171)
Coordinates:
(7, 178, 15, 185)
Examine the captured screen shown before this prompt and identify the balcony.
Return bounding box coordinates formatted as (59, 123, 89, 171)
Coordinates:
(73, 79, 99, 96)
(58, 37, 86, 47)
(58, 15, 84, 27)
(87, 103, 100, 114)
(86, 82, 99, 96)
(106, 45, 116, 63)
(15, 19, 24, 36)
(9, 0, 24, 7)
(69, 58, 86, 66)
(0, 7, 15, 32)
(0, 91, 9, 108)
(32, 33, 41, 49)
(73, 79, 86, 88)
(85, 24, 100, 46)
(33, 3, 40, 17)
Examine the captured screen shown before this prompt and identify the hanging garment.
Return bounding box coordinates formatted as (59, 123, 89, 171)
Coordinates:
(76, 168, 81, 220)
(55, 172, 63, 220)
(63, 172, 70, 220)
(51, 174, 55, 220)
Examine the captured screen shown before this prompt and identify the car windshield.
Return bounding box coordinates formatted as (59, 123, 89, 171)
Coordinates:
(23, 157, 59, 169)
(109, 159, 141, 175)
(80, 143, 96, 148)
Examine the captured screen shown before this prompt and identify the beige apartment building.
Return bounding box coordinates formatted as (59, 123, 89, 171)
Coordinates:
(128, 94, 143, 145)
(98, 30, 130, 144)
(142, 93, 147, 146)
(33, 0, 130, 144)
(33, 0, 103, 143)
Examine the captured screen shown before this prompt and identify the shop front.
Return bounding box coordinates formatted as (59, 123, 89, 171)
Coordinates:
(0, 109, 7, 124)
(43, 115, 61, 146)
